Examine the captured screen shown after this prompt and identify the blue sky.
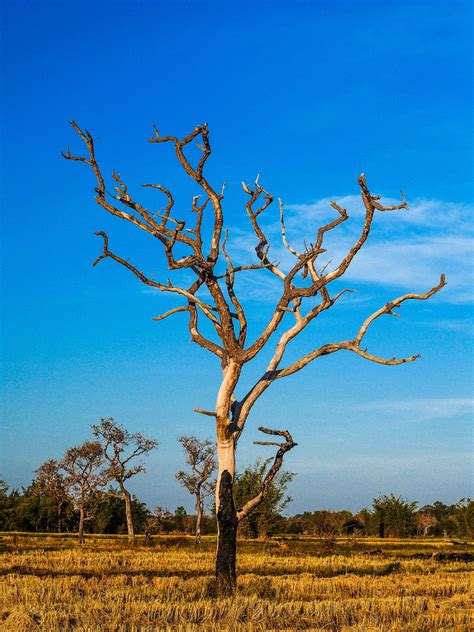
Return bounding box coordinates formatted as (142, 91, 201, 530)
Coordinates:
(1, 0, 472, 513)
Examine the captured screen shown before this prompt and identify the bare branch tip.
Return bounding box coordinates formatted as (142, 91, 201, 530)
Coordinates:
(241, 181, 252, 195)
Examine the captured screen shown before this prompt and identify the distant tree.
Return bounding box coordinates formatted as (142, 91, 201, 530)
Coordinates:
(60, 441, 107, 542)
(430, 501, 458, 537)
(146, 506, 175, 535)
(417, 508, 438, 537)
(0, 480, 15, 530)
(90, 491, 150, 534)
(174, 506, 188, 532)
(176, 435, 216, 543)
(289, 509, 353, 536)
(452, 498, 474, 539)
(233, 459, 294, 538)
(12, 486, 57, 532)
(92, 418, 158, 541)
(372, 494, 418, 538)
(32, 460, 70, 532)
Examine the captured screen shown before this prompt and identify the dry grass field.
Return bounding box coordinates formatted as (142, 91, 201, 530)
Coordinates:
(0, 533, 472, 631)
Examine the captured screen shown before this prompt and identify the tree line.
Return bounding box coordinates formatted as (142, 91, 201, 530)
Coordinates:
(1, 419, 472, 541)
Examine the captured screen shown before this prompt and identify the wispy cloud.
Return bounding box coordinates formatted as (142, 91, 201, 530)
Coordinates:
(226, 194, 473, 304)
(415, 319, 474, 335)
(357, 398, 474, 422)
(296, 451, 472, 475)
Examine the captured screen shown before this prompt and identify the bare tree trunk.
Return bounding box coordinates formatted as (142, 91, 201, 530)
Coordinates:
(123, 489, 135, 541)
(78, 507, 85, 544)
(214, 362, 240, 595)
(195, 494, 203, 544)
(57, 503, 62, 533)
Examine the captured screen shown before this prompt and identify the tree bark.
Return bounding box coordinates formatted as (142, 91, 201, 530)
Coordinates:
(195, 494, 203, 544)
(56, 502, 63, 533)
(214, 360, 240, 594)
(78, 506, 85, 544)
(123, 489, 135, 541)
(216, 469, 238, 596)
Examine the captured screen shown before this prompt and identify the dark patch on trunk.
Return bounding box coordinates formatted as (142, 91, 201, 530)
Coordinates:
(215, 469, 238, 595)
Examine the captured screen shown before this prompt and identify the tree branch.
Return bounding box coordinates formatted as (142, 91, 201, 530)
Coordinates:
(277, 274, 446, 377)
(236, 426, 296, 522)
(92, 231, 222, 328)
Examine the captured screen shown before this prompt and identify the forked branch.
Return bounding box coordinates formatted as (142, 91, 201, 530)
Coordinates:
(276, 274, 447, 377)
(236, 426, 296, 522)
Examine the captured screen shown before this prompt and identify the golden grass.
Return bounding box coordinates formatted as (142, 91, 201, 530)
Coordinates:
(0, 534, 472, 630)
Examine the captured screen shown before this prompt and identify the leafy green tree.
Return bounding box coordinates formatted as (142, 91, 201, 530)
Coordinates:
(233, 459, 294, 538)
(12, 486, 58, 532)
(372, 494, 418, 537)
(418, 501, 457, 537)
(356, 508, 378, 535)
(452, 498, 474, 539)
(288, 509, 353, 535)
(90, 492, 150, 534)
(174, 506, 188, 532)
(0, 481, 16, 530)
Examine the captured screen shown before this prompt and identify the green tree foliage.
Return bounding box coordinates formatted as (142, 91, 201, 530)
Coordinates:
(233, 459, 294, 538)
(1, 473, 471, 540)
(89, 492, 150, 534)
(0, 481, 16, 530)
(174, 506, 188, 532)
(416, 501, 458, 537)
(452, 498, 474, 539)
(371, 494, 418, 537)
(288, 510, 353, 535)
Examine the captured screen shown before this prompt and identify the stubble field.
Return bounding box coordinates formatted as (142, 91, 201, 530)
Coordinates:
(0, 533, 472, 631)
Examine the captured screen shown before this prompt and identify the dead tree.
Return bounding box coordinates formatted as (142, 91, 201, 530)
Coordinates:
(176, 435, 216, 543)
(33, 459, 70, 533)
(60, 441, 106, 543)
(63, 121, 445, 593)
(417, 511, 437, 537)
(92, 418, 158, 541)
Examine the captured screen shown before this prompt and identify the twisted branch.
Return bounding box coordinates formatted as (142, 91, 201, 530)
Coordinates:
(236, 426, 296, 522)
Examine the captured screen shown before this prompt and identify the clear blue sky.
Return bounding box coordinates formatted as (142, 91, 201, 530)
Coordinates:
(1, 0, 472, 514)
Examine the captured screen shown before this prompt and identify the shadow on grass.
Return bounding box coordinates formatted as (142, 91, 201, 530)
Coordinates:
(1, 563, 407, 579)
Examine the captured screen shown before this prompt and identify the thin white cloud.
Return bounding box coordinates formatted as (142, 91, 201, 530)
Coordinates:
(357, 398, 474, 422)
(296, 451, 472, 475)
(225, 194, 473, 304)
(415, 319, 474, 335)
